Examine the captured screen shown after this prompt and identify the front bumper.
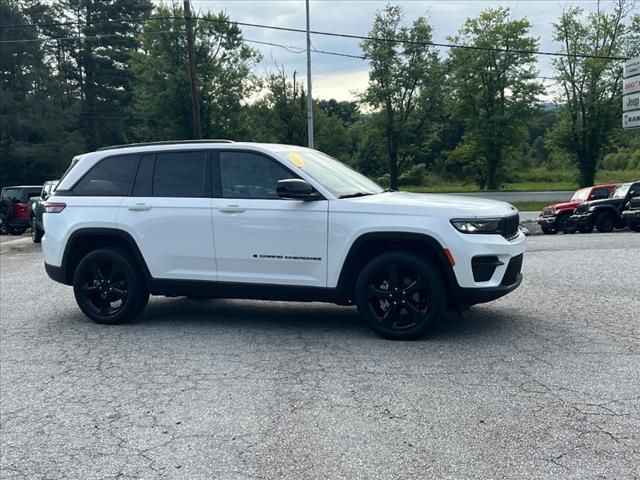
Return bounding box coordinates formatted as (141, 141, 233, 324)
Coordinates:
(45, 262, 70, 285)
(569, 212, 594, 229)
(455, 274, 522, 305)
(622, 210, 640, 227)
(537, 215, 558, 228)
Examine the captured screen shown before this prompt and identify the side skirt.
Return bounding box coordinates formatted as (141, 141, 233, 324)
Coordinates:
(149, 279, 351, 305)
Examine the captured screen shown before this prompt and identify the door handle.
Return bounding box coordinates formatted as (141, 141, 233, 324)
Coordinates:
(128, 203, 152, 211)
(219, 205, 246, 213)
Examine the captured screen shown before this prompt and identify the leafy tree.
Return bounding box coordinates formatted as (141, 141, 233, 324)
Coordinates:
(1, 1, 83, 186)
(361, 5, 442, 190)
(131, 5, 260, 141)
(318, 99, 359, 125)
(448, 7, 543, 189)
(63, 0, 153, 150)
(547, 0, 639, 186)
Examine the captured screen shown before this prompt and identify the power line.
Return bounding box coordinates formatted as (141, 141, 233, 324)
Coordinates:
(0, 15, 629, 61)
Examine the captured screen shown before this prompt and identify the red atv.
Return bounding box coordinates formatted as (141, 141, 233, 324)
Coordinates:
(537, 184, 617, 234)
(0, 185, 43, 235)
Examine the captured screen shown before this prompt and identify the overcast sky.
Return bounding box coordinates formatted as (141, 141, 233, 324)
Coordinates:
(165, 0, 627, 102)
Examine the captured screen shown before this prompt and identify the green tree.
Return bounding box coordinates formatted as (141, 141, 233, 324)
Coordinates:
(448, 7, 543, 190)
(548, 0, 639, 187)
(361, 5, 442, 190)
(131, 5, 260, 141)
(63, 0, 153, 150)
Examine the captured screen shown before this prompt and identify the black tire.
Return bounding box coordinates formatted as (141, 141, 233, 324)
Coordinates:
(0, 198, 14, 221)
(30, 217, 43, 243)
(579, 224, 594, 234)
(556, 213, 571, 233)
(7, 226, 26, 235)
(629, 223, 640, 232)
(595, 212, 615, 233)
(541, 226, 556, 234)
(355, 251, 445, 340)
(73, 248, 149, 325)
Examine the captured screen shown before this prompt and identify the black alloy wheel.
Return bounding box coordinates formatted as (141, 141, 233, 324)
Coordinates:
(73, 248, 149, 324)
(355, 251, 445, 340)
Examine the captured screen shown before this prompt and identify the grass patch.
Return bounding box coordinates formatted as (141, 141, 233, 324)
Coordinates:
(510, 201, 549, 212)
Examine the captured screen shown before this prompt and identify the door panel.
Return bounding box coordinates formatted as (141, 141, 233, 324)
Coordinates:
(119, 197, 216, 281)
(211, 199, 328, 286)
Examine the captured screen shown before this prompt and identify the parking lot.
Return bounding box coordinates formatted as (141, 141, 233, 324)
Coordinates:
(1, 233, 639, 479)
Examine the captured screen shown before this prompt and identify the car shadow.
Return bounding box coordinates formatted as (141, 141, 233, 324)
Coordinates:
(132, 297, 519, 341)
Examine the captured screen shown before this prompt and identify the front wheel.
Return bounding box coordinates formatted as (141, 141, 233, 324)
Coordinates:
(73, 248, 149, 325)
(595, 212, 615, 233)
(541, 226, 556, 235)
(355, 251, 445, 340)
(30, 217, 43, 243)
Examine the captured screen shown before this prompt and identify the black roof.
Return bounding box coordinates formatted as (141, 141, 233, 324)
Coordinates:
(96, 139, 235, 152)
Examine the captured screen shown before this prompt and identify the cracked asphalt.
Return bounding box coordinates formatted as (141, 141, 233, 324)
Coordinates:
(1, 233, 639, 479)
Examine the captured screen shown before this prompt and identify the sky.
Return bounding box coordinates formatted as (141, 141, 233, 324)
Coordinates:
(160, 0, 629, 102)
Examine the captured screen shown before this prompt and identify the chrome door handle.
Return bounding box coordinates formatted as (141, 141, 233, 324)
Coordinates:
(219, 205, 246, 213)
(128, 203, 152, 211)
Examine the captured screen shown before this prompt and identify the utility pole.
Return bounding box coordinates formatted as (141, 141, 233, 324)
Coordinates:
(184, 0, 202, 139)
(305, 0, 314, 148)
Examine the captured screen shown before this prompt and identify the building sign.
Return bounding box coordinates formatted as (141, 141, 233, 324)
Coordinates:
(623, 56, 640, 129)
(623, 111, 640, 129)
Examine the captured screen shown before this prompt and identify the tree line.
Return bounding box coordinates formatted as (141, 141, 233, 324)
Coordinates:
(1, 0, 639, 189)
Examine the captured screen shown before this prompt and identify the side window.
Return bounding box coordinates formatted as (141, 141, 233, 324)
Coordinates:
(219, 152, 296, 199)
(153, 151, 207, 198)
(73, 155, 139, 196)
(591, 189, 608, 200)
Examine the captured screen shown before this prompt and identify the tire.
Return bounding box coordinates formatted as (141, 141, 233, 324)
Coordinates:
(0, 198, 14, 221)
(7, 226, 26, 235)
(541, 226, 556, 234)
(30, 217, 43, 243)
(630, 223, 640, 232)
(579, 224, 594, 234)
(556, 213, 571, 233)
(73, 248, 149, 325)
(355, 251, 445, 340)
(595, 212, 615, 233)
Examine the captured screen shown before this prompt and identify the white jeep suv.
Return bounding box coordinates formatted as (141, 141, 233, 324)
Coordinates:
(43, 140, 525, 340)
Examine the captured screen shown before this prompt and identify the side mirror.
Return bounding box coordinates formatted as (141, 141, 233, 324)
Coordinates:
(277, 179, 321, 201)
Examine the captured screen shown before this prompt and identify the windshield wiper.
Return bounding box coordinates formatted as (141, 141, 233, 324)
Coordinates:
(339, 192, 375, 199)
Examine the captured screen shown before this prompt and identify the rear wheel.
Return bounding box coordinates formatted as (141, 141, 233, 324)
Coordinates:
(595, 212, 615, 233)
(73, 248, 149, 325)
(355, 251, 445, 340)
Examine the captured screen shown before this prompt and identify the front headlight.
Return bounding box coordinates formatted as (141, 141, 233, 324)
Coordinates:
(450, 218, 502, 234)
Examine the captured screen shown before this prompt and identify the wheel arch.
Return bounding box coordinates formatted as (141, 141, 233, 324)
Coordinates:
(60, 228, 151, 286)
(336, 232, 458, 304)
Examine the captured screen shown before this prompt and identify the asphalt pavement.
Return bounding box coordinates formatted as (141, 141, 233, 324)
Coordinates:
(1, 233, 639, 479)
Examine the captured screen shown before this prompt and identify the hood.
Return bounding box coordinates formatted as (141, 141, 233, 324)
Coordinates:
(333, 191, 518, 218)
(585, 197, 624, 208)
(545, 200, 580, 211)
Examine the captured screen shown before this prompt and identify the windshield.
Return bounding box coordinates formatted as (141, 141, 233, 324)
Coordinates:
(571, 188, 590, 202)
(278, 149, 383, 197)
(612, 183, 630, 199)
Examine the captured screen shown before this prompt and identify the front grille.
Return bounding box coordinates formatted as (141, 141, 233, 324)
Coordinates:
(500, 214, 520, 240)
(472, 256, 502, 282)
(501, 254, 523, 286)
(542, 207, 555, 216)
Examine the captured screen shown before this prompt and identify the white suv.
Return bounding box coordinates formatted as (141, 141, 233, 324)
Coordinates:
(43, 140, 525, 340)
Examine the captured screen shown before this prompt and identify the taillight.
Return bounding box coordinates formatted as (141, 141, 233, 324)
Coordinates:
(43, 202, 66, 213)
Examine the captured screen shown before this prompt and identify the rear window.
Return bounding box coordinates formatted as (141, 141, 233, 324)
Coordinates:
(153, 151, 207, 198)
(73, 155, 139, 196)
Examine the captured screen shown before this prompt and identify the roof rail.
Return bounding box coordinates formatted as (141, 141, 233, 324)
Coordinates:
(96, 139, 235, 151)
